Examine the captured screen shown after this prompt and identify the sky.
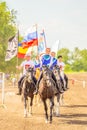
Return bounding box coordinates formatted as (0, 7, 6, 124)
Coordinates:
(2, 0, 87, 50)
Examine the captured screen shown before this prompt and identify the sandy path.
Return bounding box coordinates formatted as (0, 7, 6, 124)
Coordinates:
(0, 73, 87, 130)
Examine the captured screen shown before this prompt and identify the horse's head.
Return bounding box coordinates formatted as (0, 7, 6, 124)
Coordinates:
(42, 65, 49, 71)
(53, 65, 60, 80)
(42, 65, 51, 78)
(42, 65, 52, 86)
(26, 67, 34, 83)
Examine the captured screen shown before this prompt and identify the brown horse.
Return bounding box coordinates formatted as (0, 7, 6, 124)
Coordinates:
(22, 67, 36, 117)
(52, 65, 64, 116)
(38, 66, 55, 123)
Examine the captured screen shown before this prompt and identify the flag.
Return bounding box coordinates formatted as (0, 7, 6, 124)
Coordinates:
(5, 32, 18, 61)
(17, 25, 38, 58)
(17, 43, 28, 58)
(38, 30, 46, 56)
(51, 40, 60, 54)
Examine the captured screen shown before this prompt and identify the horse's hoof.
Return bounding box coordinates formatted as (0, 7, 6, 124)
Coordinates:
(24, 114, 27, 118)
(45, 119, 48, 123)
(49, 121, 52, 124)
(28, 113, 32, 117)
(53, 112, 56, 116)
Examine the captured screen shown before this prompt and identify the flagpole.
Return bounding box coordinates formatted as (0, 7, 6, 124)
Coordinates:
(43, 29, 47, 48)
(17, 29, 19, 64)
(35, 24, 39, 56)
(16, 29, 19, 82)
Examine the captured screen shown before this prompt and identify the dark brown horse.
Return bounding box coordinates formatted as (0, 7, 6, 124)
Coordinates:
(38, 66, 55, 123)
(52, 65, 64, 116)
(22, 67, 36, 117)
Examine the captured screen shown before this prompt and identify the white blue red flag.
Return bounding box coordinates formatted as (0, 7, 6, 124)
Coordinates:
(17, 25, 38, 58)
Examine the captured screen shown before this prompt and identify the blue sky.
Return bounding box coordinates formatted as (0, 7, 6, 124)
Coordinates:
(3, 0, 87, 50)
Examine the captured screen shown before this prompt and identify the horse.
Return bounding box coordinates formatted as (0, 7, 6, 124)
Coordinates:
(52, 65, 64, 116)
(38, 65, 55, 123)
(21, 67, 36, 117)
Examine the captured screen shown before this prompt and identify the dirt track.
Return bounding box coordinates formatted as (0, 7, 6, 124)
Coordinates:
(0, 73, 87, 130)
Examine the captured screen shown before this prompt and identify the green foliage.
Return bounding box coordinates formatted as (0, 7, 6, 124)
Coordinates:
(0, 1, 17, 73)
(0, 2, 16, 43)
(80, 49, 87, 71)
(57, 48, 70, 64)
(64, 64, 73, 72)
(57, 47, 87, 72)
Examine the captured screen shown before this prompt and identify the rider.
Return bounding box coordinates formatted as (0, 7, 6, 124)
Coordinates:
(57, 55, 68, 90)
(50, 51, 57, 70)
(40, 47, 52, 67)
(50, 51, 65, 92)
(33, 48, 63, 94)
(16, 53, 37, 95)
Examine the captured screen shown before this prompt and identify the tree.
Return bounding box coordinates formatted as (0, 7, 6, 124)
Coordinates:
(71, 47, 84, 72)
(0, 2, 16, 43)
(80, 49, 87, 71)
(57, 48, 70, 64)
(0, 1, 17, 72)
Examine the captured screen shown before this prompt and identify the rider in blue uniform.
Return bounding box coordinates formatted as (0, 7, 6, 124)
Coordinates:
(50, 51, 64, 93)
(33, 48, 63, 94)
(50, 51, 57, 70)
(40, 48, 52, 67)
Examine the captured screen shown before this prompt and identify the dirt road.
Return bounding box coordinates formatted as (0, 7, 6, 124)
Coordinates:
(0, 73, 87, 130)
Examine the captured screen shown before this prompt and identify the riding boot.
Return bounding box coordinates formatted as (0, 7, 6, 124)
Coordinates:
(64, 74, 69, 89)
(16, 87, 22, 95)
(52, 73, 64, 93)
(56, 82, 64, 93)
(16, 75, 25, 95)
(66, 83, 69, 89)
(16, 82, 22, 95)
(33, 72, 43, 95)
(62, 80, 67, 91)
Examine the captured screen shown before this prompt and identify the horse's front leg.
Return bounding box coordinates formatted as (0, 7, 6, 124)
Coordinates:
(28, 96, 33, 116)
(55, 94, 60, 117)
(49, 97, 54, 123)
(43, 99, 48, 123)
(24, 97, 27, 117)
(60, 93, 64, 106)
